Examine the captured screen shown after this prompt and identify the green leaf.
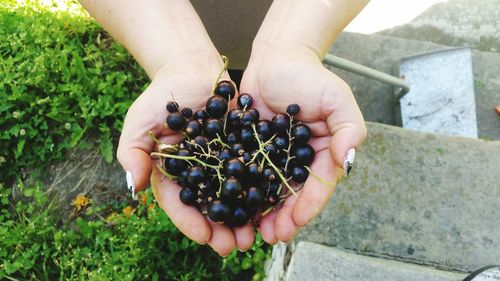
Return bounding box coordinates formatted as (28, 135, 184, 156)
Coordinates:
(69, 124, 87, 147)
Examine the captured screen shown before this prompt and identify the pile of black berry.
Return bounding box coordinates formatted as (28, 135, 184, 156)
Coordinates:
(154, 80, 314, 228)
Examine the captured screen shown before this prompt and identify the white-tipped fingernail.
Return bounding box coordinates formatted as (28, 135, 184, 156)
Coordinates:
(126, 171, 138, 200)
(343, 148, 356, 177)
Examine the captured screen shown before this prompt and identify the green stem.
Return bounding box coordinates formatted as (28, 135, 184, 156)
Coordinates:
(304, 166, 336, 188)
(210, 55, 229, 96)
(151, 152, 220, 169)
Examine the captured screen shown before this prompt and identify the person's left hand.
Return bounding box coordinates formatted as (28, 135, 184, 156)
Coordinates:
(239, 46, 366, 244)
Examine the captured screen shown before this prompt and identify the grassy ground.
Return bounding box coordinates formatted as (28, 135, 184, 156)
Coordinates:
(0, 1, 269, 279)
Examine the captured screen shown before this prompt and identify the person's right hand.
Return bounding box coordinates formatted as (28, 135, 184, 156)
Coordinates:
(117, 56, 255, 256)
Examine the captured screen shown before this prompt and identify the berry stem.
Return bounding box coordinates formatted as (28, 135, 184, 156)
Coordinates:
(150, 152, 220, 169)
(304, 166, 336, 188)
(156, 164, 178, 180)
(283, 114, 295, 173)
(210, 55, 229, 96)
(251, 124, 297, 197)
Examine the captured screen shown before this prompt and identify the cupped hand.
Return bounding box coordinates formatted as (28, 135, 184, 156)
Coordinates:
(117, 57, 254, 256)
(240, 47, 366, 244)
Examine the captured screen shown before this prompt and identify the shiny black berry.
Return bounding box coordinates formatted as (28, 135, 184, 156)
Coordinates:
(247, 162, 262, 180)
(204, 119, 223, 139)
(237, 93, 253, 109)
(293, 144, 315, 166)
(272, 113, 290, 134)
(286, 104, 300, 116)
(185, 120, 202, 138)
(187, 166, 205, 187)
(257, 120, 273, 140)
(240, 126, 254, 144)
(193, 110, 208, 123)
(230, 143, 245, 157)
(291, 166, 309, 183)
(274, 136, 289, 150)
(246, 187, 264, 212)
(221, 177, 243, 200)
(263, 168, 276, 181)
(225, 131, 240, 144)
(179, 187, 198, 205)
(218, 149, 231, 161)
(291, 124, 311, 145)
(214, 80, 236, 101)
(206, 96, 228, 118)
(166, 101, 179, 113)
(226, 206, 249, 227)
(181, 107, 193, 118)
(226, 109, 241, 128)
(224, 158, 245, 178)
(208, 199, 231, 222)
(166, 112, 185, 131)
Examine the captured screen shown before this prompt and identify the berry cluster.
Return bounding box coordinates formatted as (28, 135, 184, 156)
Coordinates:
(151, 81, 314, 228)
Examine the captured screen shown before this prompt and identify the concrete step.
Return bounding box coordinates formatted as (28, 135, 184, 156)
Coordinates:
(291, 122, 500, 273)
(377, 0, 500, 55)
(327, 32, 500, 140)
(275, 241, 467, 281)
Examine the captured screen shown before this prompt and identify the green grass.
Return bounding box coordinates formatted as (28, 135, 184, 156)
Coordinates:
(0, 1, 270, 279)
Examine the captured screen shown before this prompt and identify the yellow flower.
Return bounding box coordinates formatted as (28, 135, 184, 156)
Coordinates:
(106, 212, 118, 222)
(122, 206, 136, 218)
(139, 192, 147, 205)
(147, 203, 156, 212)
(72, 194, 90, 211)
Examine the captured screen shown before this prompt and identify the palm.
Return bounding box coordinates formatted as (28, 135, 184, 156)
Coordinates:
(118, 63, 255, 256)
(240, 50, 366, 243)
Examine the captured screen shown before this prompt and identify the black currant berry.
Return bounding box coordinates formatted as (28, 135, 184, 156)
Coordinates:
(221, 177, 243, 200)
(274, 136, 289, 150)
(225, 131, 240, 144)
(185, 120, 202, 138)
(224, 158, 245, 178)
(187, 166, 205, 187)
(218, 149, 231, 161)
(214, 80, 236, 101)
(208, 199, 231, 223)
(166, 101, 179, 113)
(242, 152, 252, 163)
(293, 144, 315, 166)
(226, 206, 249, 227)
(181, 107, 193, 118)
(286, 104, 300, 116)
(291, 166, 309, 183)
(179, 187, 198, 206)
(247, 162, 262, 180)
(206, 96, 228, 119)
(226, 109, 241, 128)
(237, 93, 253, 109)
(246, 187, 264, 211)
(263, 167, 276, 181)
(164, 157, 181, 176)
(266, 181, 281, 206)
(257, 120, 273, 140)
(291, 123, 311, 145)
(166, 112, 185, 131)
(230, 143, 245, 157)
(240, 126, 254, 144)
(271, 113, 290, 134)
(204, 119, 223, 139)
(193, 110, 208, 123)
(264, 143, 278, 158)
(193, 136, 208, 152)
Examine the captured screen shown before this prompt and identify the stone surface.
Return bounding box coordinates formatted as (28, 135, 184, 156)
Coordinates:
(379, 0, 500, 54)
(327, 32, 500, 140)
(285, 242, 467, 281)
(296, 122, 500, 272)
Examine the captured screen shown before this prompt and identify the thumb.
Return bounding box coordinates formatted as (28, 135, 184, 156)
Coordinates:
(323, 72, 366, 176)
(117, 143, 152, 199)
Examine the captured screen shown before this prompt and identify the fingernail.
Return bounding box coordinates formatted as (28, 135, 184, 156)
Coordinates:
(343, 148, 356, 177)
(126, 170, 138, 200)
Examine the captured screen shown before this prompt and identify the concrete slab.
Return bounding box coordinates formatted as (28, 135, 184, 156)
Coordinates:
(285, 242, 467, 281)
(296, 122, 500, 272)
(379, 0, 500, 55)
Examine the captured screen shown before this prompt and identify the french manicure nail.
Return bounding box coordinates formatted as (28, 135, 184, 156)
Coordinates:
(126, 170, 138, 200)
(343, 148, 356, 177)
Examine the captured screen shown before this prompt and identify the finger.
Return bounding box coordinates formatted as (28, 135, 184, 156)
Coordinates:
(232, 224, 255, 252)
(274, 192, 299, 242)
(151, 167, 211, 244)
(207, 220, 236, 257)
(322, 71, 367, 170)
(292, 149, 339, 227)
(258, 208, 279, 245)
